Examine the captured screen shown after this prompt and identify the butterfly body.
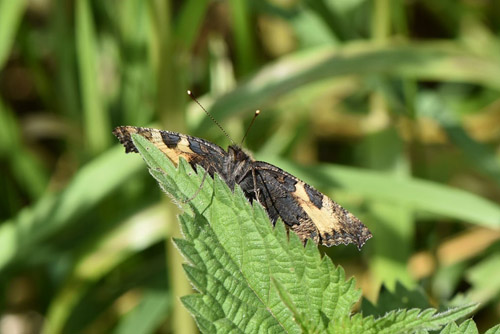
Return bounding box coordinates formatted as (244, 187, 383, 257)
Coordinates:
(113, 126, 372, 249)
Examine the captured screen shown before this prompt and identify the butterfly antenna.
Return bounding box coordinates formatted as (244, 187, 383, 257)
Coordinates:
(241, 110, 260, 146)
(187, 90, 235, 145)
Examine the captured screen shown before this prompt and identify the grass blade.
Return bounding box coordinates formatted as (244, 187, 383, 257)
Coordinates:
(75, 0, 111, 154)
(0, 0, 27, 68)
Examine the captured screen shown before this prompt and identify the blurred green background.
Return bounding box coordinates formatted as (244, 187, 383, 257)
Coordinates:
(1, 0, 500, 333)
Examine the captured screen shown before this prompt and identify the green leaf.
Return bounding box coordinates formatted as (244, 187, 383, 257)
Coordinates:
(465, 253, 500, 304)
(440, 319, 478, 334)
(485, 324, 500, 334)
(0, 98, 48, 199)
(325, 304, 477, 334)
(228, 0, 256, 76)
(175, 0, 210, 49)
(362, 282, 431, 317)
(0, 145, 145, 271)
(374, 304, 476, 333)
(195, 43, 500, 132)
(114, 288, 171, 334)
(43, 204, 169, 334)
(271, 276, 318, 333)
(0, 0, 27, 69)
(421, 92, 500, 188)
(129, 133, 481, 333)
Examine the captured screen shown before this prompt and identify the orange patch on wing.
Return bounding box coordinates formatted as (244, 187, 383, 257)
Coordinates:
(292, 182, 340, 235)
(148, 132, 194, 166)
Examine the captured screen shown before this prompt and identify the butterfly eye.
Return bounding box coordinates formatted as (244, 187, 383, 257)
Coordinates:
(238, 150, 249, 161)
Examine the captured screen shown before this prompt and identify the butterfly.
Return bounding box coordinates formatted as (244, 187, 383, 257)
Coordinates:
(113, 126, 371, 249)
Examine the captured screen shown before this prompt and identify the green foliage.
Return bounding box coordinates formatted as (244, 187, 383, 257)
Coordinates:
(362, 282, 431, 316)
(2, 0, 500, 332)
(132, 134, 482, 334)
(440, 320, 500, 334)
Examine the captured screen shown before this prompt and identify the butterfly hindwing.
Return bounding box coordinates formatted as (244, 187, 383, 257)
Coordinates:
(250, 162, 371, 247)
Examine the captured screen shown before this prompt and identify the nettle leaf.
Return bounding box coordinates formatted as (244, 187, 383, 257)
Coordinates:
(440, 320, 500, 334)
(485, 325, 500, 334)
(130, 134, 479, 333)
(362, 282, 431, 317)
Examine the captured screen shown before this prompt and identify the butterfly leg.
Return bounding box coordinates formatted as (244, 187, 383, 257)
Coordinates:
(181, 169, 209, 203)
(251, 166, 262, 203)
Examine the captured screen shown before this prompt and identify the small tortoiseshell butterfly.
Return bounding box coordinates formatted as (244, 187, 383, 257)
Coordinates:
(113, 125, 371, 249)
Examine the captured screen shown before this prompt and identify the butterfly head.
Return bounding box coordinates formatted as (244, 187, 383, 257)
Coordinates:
(227, 145, 253, 162)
